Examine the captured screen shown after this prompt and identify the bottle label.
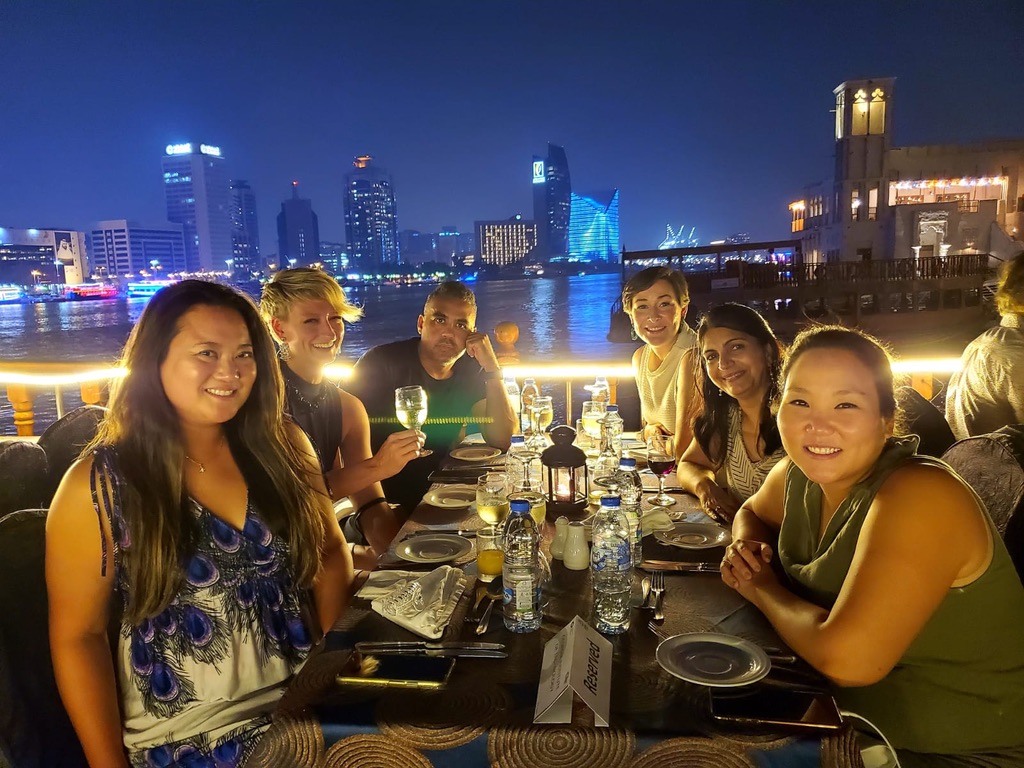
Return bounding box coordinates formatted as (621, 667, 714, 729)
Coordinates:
(593, 540, 630, 570)
(514, 578, 535, 610)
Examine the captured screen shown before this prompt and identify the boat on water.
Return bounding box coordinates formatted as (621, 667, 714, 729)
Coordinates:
(610, 247, 998, 349)
(63, 284, 120, 301)
(0, 285, 25, 304)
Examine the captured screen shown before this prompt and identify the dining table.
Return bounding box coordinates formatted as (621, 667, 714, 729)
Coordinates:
(242, 441, 866, 768)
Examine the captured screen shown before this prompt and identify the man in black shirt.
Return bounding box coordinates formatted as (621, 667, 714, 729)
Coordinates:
(348, 282, 516, 512)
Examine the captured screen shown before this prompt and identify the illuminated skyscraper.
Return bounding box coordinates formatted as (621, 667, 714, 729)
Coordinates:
(230, 179, 261, 274)
(475, 216, 538, 266)
(277, 182, 321, 267)
(161, 142, 233, 272)
(344, 155, 399, 271)
(569, 190, 620, 262)
(532, 143, 572, 261)
(89, 221, 186, 278)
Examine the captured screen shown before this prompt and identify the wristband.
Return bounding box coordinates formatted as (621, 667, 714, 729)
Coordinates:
(482, 368, 502, 381)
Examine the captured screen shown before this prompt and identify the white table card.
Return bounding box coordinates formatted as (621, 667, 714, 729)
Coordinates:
(533, 615, 612, 726)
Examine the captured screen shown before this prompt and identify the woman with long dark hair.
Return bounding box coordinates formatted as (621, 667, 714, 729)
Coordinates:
(722, 326, 1024, 765)
(677, 303, 785, 522)
(47, 280, 353, 767)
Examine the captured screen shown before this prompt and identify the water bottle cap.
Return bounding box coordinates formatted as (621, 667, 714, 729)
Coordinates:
(524, 378, 536, 384)
(510, 435, 525, 444)
(619, 457, 637, 468)
(606, 405, 619, 413)
(599, 495, 621, 508)
(510, 499, 531, 513)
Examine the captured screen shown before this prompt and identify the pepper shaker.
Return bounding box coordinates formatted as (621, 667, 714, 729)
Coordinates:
(562, 521, 590, 571)
(550, 516, 569, 560)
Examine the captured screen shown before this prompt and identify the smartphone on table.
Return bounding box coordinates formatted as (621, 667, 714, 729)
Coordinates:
(336, 653, 456, 690)
(709, 685, 844, 733)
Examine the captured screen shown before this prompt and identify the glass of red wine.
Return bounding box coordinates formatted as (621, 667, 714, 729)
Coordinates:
(646, 434, 677, 508)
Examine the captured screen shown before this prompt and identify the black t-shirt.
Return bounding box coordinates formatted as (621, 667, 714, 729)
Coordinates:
(348, 337, 488, 511)
(280, 362, 343, 477)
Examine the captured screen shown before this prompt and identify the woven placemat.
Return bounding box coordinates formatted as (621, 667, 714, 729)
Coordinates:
(322, 734, 433, 768)
(376, 678, 513, 750)
(244, 713, 325, 768)
(820, 726, 867, 768)
(488, 711, 637, 768)
(276, 651, 354, 715)
(610, 665, 680, 715)
(630, 736, 755, 768)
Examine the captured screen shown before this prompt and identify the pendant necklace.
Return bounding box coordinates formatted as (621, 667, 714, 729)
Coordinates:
(286, 379, 330, 410)
(184, 455, 206, 473)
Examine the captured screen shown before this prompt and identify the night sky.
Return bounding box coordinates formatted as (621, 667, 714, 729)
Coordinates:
(2, 1, 1023, 253)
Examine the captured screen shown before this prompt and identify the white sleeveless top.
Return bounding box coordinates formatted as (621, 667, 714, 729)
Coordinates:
(635, 326, 698, 434)
(722, 405, 785, 501)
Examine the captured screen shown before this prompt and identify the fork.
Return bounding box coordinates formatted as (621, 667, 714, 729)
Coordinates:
(647, 620, 670, 641)
(650, 570, 666, 622)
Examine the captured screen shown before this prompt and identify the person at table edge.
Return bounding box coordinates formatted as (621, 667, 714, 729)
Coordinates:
(260, 267, 422, 567)
(722, 325, 1024, 767)
(348, 281, 516, 514)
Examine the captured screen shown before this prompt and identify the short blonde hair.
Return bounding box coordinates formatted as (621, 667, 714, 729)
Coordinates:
(260, 267, 363, 325)
(995, 251, 1024, 316)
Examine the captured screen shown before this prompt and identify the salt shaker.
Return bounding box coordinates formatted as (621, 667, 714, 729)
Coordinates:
(550, 516, 569, 560)
(562, 521, 590, 571)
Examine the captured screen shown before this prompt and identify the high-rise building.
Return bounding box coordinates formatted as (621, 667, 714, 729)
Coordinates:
(568, 190, 620, 262)
(277, 182, 321, 268)
(475, 216, 538, 267)
(318, 241, 348, 275)
(398, 230, 438, 266)
(532, 143, 572, 261)
(161, 142, 233, 272)
(344, 155, 399, 271)
(0, 226, 90, 284)
(229, 179, 261, 274)
(89, 220, 186, 278)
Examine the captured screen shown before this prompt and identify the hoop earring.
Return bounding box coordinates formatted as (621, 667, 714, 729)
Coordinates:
(630, 327, 638, 341)
(277, 341, 291, 361)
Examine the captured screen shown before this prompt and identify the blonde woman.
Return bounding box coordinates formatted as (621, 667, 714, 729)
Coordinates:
(261, 268, 421, 562)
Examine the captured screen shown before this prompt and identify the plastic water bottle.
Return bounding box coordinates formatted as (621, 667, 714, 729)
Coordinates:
(506, 434, 528, 492)
(504, 374, 521, 425)
(591, 495, 633, 634)
(502, 498, 542, 633)
(613, 457, 644, 565)
(520, 378, 539, 434)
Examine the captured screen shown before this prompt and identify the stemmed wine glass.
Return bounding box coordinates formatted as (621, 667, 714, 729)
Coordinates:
(395, 385, 431, 458)
(528, 396, 554, 450)
(579, 400, 606, 456)
(646, 433, 677, 508)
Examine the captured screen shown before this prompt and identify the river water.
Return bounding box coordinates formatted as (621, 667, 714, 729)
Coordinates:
(0, 274, 635, 433)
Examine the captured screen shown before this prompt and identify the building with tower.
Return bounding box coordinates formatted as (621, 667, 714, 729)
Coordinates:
(230, 179, 261, 275)
(569, 190, 620, 262)
(790, 78, 1024, 264)
(277, 182, 321, 268)
(344, 155, 399, 271)
(532, 144, 572, 261)
(161, 142, 233, 272)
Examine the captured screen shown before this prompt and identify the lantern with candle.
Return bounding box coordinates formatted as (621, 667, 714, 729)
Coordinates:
(540, 424, 589, 519)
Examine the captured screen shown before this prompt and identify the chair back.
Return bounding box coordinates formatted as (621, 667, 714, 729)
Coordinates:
(942, 425, 1024, 581)
(0, 441, 49, 518)
(37, 406, 107, 504)
(0, 509, 88, 767)
(896, 386, 955, 458)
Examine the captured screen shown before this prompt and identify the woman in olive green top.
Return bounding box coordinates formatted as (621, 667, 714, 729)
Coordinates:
(722, 326, 1024, 767)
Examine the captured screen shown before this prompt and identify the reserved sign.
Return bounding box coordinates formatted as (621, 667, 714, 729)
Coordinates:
(534, 616, 612, 726)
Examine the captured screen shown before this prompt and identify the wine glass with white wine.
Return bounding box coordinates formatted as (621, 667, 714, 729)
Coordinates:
(395, 385, 431, 458)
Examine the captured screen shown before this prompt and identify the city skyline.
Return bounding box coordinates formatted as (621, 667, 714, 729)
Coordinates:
(2, 1, 1023, 256)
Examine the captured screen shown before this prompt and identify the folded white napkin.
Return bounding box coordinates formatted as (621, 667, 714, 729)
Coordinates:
(369, 565, 468, 640)
(356, 570, 423, 600)
(641, 507, 676, 536)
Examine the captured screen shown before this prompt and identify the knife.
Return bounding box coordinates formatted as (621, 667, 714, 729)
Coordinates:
(401, 529, 477, 538)
(639, 561, 719, 573)
(367, 648, 507, 658)
(356, 640, 505, 652)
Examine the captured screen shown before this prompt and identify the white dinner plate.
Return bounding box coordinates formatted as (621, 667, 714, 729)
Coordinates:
(450, 446, 502, 462)
(423, 484, 477, 509)
(655, 522, 731, 550)
(656, 633, 771, 687)
(394, 534, 473, 564)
